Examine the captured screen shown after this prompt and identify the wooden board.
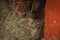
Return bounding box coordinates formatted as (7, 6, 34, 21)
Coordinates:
(44, 0, 60, 40)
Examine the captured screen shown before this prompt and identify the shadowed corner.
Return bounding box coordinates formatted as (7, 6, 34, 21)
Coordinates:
(31, 0, 46, 40)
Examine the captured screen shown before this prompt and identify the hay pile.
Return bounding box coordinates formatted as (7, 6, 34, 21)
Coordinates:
(0, 0, 39, 40)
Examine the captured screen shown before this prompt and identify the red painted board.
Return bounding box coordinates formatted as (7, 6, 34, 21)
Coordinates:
(44, 0, 60, 40)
